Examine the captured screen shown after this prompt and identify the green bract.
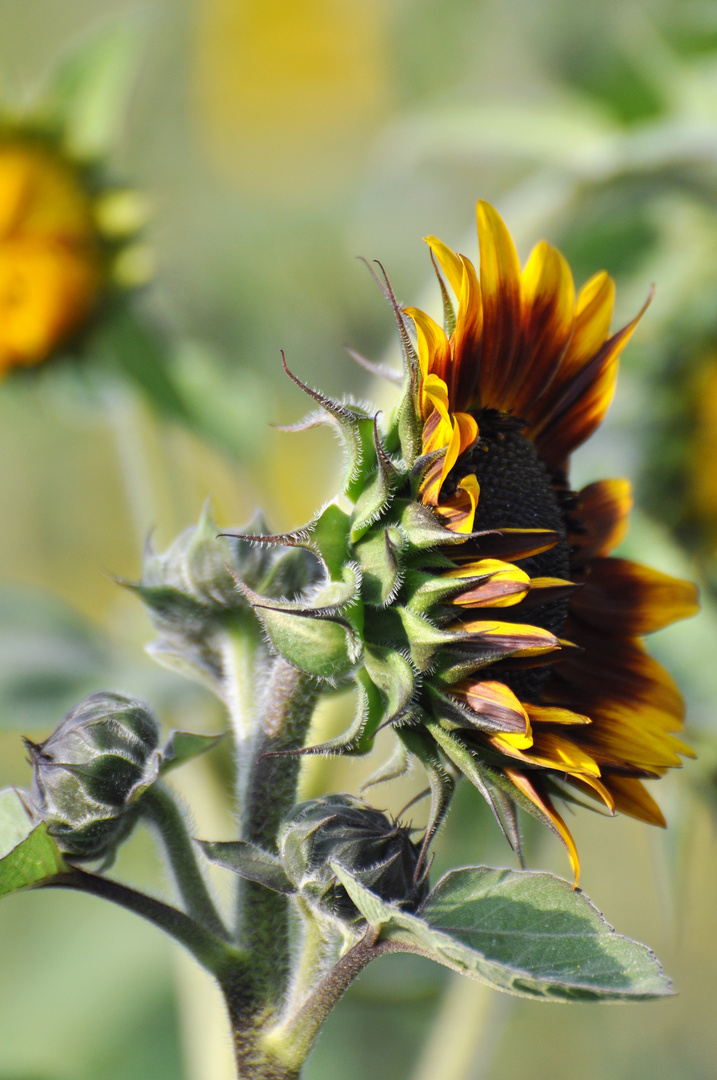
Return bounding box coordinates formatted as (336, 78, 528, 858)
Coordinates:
(25, 691, 160, 861)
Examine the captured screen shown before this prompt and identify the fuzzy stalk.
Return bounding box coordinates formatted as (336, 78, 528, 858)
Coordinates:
(138, 781, 229, 938)
(221, 640, 321, 1075)
(261, 928, 399, 1075)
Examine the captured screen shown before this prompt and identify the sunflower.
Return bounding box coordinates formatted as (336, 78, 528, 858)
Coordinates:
(398, 201, 699, 880)
(234, 200, 698, 885)
(0, 133, 149, 377)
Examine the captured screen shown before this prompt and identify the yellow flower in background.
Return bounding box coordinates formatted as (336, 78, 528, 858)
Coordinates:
(0, 143, 101, 374)
(194, 0, 391, 195)
(0, 136, 149, 377)
(687, 360, 717, 542)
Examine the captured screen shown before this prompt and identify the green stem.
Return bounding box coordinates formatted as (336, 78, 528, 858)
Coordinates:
(241, 662, 320, 1000)
(263, 928, 398, 1073)
(283, 900, 345, 1015)
(44, 868, 241, 980)
(139, 782, 229, 939)
(219, 645, 321, 1075)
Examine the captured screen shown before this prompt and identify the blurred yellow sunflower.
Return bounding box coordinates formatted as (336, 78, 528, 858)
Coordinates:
(0, 136, 148, 377)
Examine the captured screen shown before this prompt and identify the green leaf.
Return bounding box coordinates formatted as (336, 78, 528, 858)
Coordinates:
(47, 16, 148, 159)
(334, 864, 672, 1001)
(160, 731, 224, 775)
(93, 306, 190, 425)
(199, 839, 295, 895)
(0, 790, 68, 899)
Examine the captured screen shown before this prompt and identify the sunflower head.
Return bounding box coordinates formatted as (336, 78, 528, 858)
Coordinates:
(0, 125, 149, 377)
(229, 200, 699, 884)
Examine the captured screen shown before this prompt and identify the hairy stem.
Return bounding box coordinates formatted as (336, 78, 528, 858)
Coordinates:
(220, 645, 321, 1074)
(231, 656, 319, 980)
(263, 928, 399, 1072)
(139, 782, 229, 939)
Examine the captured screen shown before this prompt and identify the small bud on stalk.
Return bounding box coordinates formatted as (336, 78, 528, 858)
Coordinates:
(25, 692, 161, 862)
(278, 795, 429, 922)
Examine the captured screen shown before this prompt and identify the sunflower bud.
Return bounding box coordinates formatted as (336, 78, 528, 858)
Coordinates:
(129, 502, 321, 700)
(25, 692, 161, 862)
(278, 795, 428, 922)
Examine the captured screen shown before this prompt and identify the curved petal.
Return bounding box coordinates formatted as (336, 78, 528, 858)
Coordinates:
(602, 776, 666, 827)
(571, 479, 633, 566)
(404, 305, 451, 388)
(560, 271, 615, 379)
(505, 769, 580, 886)
(435, 473, 480, 534)
(509, 241, 575, 416)
(452, 679, 530, 744)
(451, 254, 483, 410)
(476, 200, 522, 408)
(531, 289, 653, 468)
(496, 730, 601, 777)
(570, 557, 700, 635)
(425, 235, 464, 296)
(447, 556, 530, 605)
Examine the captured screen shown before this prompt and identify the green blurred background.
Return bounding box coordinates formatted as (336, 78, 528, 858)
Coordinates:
(2, 0, 717, 1077)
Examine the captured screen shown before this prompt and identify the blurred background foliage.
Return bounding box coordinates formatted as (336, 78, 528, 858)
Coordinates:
(1, 0, 717, 1078)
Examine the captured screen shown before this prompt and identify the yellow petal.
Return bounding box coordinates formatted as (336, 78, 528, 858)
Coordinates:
(425, 235, 464, 296)
(435, 473, 480, 534)
(475, 200, 522, 407)
(452, 679, 531, 742)
(505, 769, 580, 886)
(458, 620, 562, 657)
(571, 478, 633, 564)
(405, 306, 450, 385)
(604, 776, 666, 827)
(563, 270, 616, 376)
(509, 240, 576, 416)
(532, 288, 653, 468)
(570, 557, 700, 635)
(526, 704, 591, 726)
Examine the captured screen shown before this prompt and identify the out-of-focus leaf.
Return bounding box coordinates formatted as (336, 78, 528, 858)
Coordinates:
(172, 341, 272, 461)
(0, 788, 34, 859)
(334, 864, 672, 1001)
(92, 305, 190, 425)
(47, 16, 148, 158)
(159, 730, 224, 774)
(0, 789, 67, 898)
(0, 586, 110, 730)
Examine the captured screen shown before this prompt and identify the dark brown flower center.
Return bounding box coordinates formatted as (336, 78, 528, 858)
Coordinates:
(448, 410, 573, 702)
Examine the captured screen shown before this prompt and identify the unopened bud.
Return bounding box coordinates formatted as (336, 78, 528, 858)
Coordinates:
(278, 795, 428, 922)
(25, 692, 160, 862)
